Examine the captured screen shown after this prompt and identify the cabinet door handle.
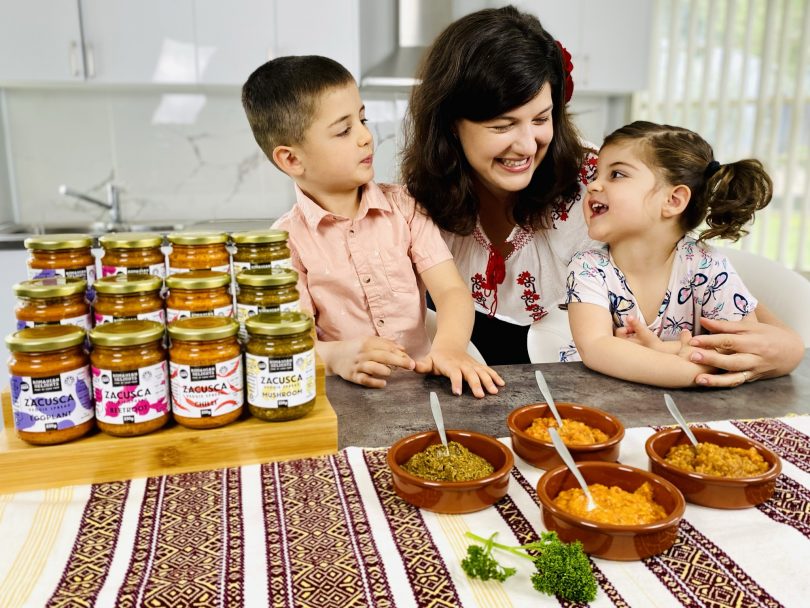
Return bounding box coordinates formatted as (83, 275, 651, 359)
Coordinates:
(85, 43, 95, 79)
(69, 41, 82, 77)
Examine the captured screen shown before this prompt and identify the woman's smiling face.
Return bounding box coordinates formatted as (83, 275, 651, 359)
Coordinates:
(455, 85, 554, 201)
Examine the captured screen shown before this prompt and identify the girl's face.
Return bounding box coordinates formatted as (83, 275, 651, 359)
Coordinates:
(584, 142, 668, 243)
(455, 86, 554, 202)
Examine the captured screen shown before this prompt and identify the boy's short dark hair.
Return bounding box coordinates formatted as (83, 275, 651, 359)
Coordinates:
(242, 55, 355, 163)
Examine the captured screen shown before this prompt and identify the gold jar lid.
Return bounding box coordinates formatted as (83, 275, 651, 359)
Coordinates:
(5, 324, 85, 352)
(166, 270, 231, 290)
(168, 316, 239, 341)
(95, 273, 163, 295)
(167, 231, 228, 245)
(13, 276, 87, 298)
(236, 268, 298, 287)
(89, 319, 165, 347)
(231, 229, 288, 244)
(24, 233, 93, 250)
(99, 232, 163, 248)
(246, 311, 312, 336)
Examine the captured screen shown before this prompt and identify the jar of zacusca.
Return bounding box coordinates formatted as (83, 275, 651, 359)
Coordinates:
(166, 231, 230, 275)
(14, 277, 91, 332)
(99, 232, 166, 279)
(231, 229, 291, 273)
(245, 312, 316, 421)
(165, 270, 233, 323)
(24, 233, 96, 287)
(167, 316, 243, 429)
(235, 268, 299, 340)
(6, 325, 93, 445)
(94, 273, 165, 326)
(89, 320, 169, 437)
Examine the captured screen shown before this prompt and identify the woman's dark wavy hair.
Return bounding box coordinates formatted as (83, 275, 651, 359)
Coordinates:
(400, 5, 586, 235)
(603, 121, 773, 242)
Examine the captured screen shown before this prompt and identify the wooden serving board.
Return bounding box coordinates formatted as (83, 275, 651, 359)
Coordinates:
(0, 364, 337, 493)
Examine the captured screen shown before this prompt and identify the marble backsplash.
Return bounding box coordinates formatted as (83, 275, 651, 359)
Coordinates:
(0, 87, 614, 227)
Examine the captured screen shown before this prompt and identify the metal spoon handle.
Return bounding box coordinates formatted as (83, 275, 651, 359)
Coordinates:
(429, 392, 449, 455)
(664, 393, 699, 447)
(549, 427, 596, 510)
(535, 370, 564, 427)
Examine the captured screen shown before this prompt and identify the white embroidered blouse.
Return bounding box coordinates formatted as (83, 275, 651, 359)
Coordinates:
(441, 151, 598, 326)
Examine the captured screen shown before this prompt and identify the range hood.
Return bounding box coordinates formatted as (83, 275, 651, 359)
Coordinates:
(361, 0, 478, 88)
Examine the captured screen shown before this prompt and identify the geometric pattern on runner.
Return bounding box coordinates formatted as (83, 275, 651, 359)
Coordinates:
(363, 448, 463, 608)
(644, 519, 783, 608)
(756, 474, 810, 539)
(507, 467, 630, 608)
(114, 468, 244, 608)
(46, 481, 130, 608)
(260, 455, 395, 608)
(732, 418, 810, 474)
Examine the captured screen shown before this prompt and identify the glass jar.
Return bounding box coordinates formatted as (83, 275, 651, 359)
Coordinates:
(231, 229, 291, 273)
(166, 231, 230, 275)
(5, 325, 93, 445)
(235, 268, 299, 341)
(14, 277, 91, 332)
(89, 320, 169, 437)
(94, 274, 165, 326)
(99, 232, 166, 279)
(24, 233, 96, 287)
(167, 317, 243, 429)
(245, 311, 316, 421)
(165, 270, 233, 323)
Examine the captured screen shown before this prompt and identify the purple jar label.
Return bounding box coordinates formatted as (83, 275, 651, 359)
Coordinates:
(11, 367, 93, 433)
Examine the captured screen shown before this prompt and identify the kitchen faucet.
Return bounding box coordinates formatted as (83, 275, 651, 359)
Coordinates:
(58, 183, 122, 224)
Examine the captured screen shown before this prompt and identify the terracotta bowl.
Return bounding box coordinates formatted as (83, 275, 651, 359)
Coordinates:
(536, 461, 685, 561)
(507, 402, 624, 469)
(645, 428, 782, 509)
(387, 429, 514, 514)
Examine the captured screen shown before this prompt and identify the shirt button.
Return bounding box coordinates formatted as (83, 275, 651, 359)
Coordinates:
(349, 229, 355, 234)
(364, 277, 371, 283)
(377, 319, 385, 326)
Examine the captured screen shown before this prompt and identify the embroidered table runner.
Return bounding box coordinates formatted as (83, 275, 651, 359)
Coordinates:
(1, 416, 808, 608)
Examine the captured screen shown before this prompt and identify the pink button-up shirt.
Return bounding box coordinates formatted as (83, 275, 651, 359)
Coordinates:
(272, 182, 453, 359)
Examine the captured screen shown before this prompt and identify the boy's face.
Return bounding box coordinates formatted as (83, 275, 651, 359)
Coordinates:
(293, 82, 374, 196)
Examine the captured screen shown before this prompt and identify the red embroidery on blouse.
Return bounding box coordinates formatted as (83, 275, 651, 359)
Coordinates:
(551, 152, 598, 226)
(471, 226, 534, 317)
(517, 270, 548, 321)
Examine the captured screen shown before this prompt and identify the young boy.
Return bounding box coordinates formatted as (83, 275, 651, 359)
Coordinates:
(242, 55, 503, 397)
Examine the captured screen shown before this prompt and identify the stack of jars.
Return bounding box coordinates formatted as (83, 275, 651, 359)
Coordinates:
(6, 228, 316, 446)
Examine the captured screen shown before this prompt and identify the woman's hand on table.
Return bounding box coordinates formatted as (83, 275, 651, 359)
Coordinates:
(414, 348, 505, 398)
(689, 313, 804, 387)
(318, 336, 416, 388)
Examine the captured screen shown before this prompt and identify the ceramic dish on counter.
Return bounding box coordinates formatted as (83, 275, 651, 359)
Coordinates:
(645, 427, 782, 509)
(507, 402, 624, 469)
(535, 461, 685, 560)
(387, 429, 514, 514)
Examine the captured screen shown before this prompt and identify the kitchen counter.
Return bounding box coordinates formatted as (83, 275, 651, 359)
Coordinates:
(326, 349, 810, 448)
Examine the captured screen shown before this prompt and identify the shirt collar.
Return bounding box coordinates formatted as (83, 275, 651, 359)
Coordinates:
(294, 182, 392, 229)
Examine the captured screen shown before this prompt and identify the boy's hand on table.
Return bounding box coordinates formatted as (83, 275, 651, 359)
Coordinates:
(414, 348, 505, 398)
(323, 336, 415, 388)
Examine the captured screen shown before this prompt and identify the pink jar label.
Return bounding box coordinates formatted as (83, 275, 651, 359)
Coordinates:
(92, 360, 169, 424)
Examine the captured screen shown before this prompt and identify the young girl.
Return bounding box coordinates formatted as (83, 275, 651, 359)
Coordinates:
(563, 121, 773, 388)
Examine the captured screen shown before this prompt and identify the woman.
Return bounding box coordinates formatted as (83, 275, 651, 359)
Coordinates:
(401, 5, 803, 383)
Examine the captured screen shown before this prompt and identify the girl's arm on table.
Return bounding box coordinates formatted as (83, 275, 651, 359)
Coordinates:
(418, 259, 504, 397)
(569, 303, 715, 388)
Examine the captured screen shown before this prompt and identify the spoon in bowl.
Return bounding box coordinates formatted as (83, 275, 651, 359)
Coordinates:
(535, 370, 564, 428)
(664, 393, 699, 447)
(429, 391, 450, 457)
(548, 427, 596, 511)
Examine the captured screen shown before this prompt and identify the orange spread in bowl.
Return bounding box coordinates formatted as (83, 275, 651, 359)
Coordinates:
(664, 442, 769, 477)
(525, 417, 609, 445)
(553, 482, 666, 525)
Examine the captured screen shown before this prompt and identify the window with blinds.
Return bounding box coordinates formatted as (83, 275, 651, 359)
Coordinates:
(633, 0, 810, 270)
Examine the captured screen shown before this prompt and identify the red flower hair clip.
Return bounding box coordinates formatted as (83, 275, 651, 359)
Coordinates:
(555, 40, 574, 103)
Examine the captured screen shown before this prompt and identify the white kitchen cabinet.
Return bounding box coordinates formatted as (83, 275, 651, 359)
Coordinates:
(510, 0, 653, 93)
(79, 0, 196, 84)
(194, 0, 275, 85)
(0, 0, 85, 82)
